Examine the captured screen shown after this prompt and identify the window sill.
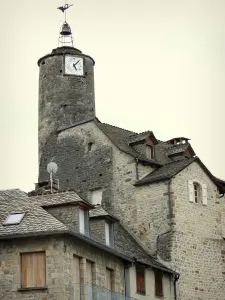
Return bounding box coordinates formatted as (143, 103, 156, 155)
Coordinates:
(155, 294, 164, 298)
(18, 286, 48, 292)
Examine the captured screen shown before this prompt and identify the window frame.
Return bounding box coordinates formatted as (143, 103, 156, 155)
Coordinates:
(146, 144, 154, 159)
(136, 265, 146, 295)
(4, 212, 25, 225)
(20, 251, 46, 289)
(105, 221, 114, 247)
(79, 208, 89, 235)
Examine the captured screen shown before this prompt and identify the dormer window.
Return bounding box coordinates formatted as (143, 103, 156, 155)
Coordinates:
(105, 221, 114, 247)
(79, 209, 89, 235)
(146, 145, 154, 159)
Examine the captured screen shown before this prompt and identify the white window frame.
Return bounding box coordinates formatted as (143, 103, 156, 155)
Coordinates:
(105, 221, 114, 247)
(79, 209, 89, 235)
(188, 180, 207, 206)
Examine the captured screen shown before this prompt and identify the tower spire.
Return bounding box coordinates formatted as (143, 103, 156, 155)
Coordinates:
(57, 3, 74, 47)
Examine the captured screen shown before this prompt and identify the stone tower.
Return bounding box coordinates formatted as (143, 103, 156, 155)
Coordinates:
(38, 23, 95, 182)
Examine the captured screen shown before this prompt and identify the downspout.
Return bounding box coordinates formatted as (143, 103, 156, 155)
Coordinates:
(135, 158, 139, 181)
(168, 178, 173, 221)
(173, 273, 180, 300)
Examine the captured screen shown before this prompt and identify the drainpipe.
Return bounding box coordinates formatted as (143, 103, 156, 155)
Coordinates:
(135, 158, 139, 181)
(168, 178, 173, 221)
(173, 273, 180, 300)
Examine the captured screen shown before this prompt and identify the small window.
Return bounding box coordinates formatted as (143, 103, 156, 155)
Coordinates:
(88, 142, 94, 151)
(136, 266, 146, 295)
(4, 212, 25, 225)
(105, 222, 114, 247)
(154, 270, 163, 297)
(79, 209, 89, 235)
(90, 188, 102, 205)
(193, 182, 202, 204)
(146, 145, 154, 159)
(21, 252, 46, 288)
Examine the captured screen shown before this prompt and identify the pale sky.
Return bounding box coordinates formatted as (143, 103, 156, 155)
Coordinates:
(0, 0, 225, 192)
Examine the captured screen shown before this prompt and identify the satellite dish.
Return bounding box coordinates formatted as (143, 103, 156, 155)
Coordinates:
(47, 162, 58, 174)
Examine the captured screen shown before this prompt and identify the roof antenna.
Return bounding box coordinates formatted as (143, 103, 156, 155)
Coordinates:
(57, 2, 74, 47)
(47, 161, 59, 193)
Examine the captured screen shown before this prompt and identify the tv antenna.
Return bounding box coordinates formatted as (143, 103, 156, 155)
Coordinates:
(47, 161, 59, 193)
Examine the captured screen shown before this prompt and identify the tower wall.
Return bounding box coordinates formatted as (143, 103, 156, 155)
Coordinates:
(38, 46, 95, 170)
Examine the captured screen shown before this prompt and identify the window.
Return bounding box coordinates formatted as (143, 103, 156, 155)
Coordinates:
(193, 182, 201, 203)
(154, 270, 163, 297)
(105, 222, 114, 247)
(188, 180, 207, 205)
(21, 252, 46, 288)
(4, 212, 25, 225)
(79, 209, 89, 235)
(146, 145, 154, 159)
(136, 266, 145, 295)
(90, 188, 102, 205)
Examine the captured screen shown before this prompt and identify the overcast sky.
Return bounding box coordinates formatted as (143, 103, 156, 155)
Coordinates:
(0, 0, 225, 192)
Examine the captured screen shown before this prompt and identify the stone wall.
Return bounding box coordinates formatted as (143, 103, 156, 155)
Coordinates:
(169, 161, 225, 300)
(0, 235, 125, 300)
(89, 218, 106, 244)
(46, 204, 80, 232)
(39, 122, 114, 209)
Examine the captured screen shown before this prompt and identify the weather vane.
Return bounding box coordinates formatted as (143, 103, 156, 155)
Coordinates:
(57, 3, 73, 22)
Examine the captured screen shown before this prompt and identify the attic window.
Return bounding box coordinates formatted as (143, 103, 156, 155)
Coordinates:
(146, 145, 154, 159)
(105, 222, 114, 247)
(4, 212, 25, 225)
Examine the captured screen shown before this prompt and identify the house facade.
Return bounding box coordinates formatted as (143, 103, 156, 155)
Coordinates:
(0, 190, 177, 300)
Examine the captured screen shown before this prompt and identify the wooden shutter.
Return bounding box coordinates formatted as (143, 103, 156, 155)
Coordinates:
(188, 180, 194, 203)
(202, 184, 207, 206)
(73, 256, 81, 299)
(21, 252, 45, 288)
(105, 268, 113, 291)
(154, 270, 163, 297)
(33, 252, 45, 287)
(136, 267, 145, 295)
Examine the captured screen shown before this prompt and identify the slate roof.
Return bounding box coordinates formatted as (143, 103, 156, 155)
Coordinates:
(30, 191, 93, 208)
(89, 206, 119, 221)
(0, 189, 68, 237)
(0, 189, 177, 275)
(94, 121, 162, 166)
(135, 157, 195, 185)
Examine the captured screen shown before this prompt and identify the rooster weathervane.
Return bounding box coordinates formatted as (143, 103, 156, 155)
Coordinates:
(57, 3, 73, 22)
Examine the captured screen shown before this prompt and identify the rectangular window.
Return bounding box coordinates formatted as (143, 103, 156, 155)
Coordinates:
(105, 222, 114, 247)
(21, 252, 46, 288)
(79, 209, 89, 235)
(136, 266, 145, 295)
(154, 270, 163, 297)
(90, 188, 103, 205)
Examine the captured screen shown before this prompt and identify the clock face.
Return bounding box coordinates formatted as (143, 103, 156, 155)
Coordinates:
(65, 55, 84, 76)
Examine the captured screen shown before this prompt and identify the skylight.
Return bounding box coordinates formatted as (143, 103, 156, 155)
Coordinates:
(4, 213, 25, 225)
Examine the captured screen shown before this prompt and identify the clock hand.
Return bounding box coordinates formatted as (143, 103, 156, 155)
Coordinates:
(74, 60, 80, 66)
(73, 63, 77, 71)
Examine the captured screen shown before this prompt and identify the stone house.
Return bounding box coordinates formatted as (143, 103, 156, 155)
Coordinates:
(36, 16, 225, 300)
(0, 189, 178, 300)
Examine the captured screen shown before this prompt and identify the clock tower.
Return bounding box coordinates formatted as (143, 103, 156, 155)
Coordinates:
(37, 18, 95, 182)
